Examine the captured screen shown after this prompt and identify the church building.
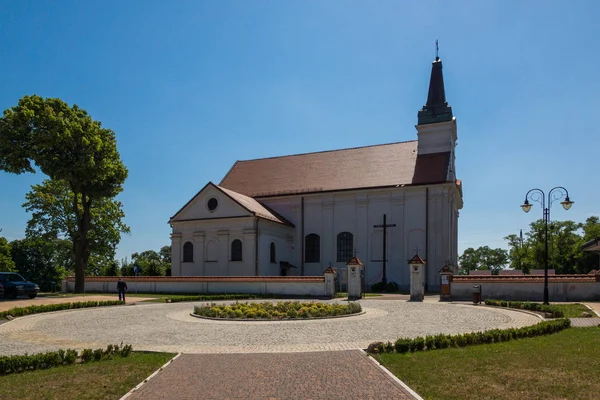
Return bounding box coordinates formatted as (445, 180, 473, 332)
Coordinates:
(169, 55, 463, 291)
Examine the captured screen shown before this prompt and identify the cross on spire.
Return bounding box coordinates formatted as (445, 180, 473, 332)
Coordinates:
(413, 247, 421, 256)
(435, 39, 439, 60)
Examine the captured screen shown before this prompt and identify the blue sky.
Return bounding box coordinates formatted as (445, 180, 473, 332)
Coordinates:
(1, 1, 598, 262)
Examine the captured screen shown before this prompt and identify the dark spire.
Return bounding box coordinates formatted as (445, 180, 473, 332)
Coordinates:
(417, 46, 453, 125)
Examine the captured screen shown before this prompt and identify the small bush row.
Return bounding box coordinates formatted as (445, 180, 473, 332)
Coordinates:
(484, 299, 564, 318)
(0, 300, 125, 320)
(0, 343, 133, 375)
(367, 319, 571, 354)
(194, 300, 362, 319)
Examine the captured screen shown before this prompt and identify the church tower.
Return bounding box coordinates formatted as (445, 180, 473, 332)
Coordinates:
(416, 53, 458, 180)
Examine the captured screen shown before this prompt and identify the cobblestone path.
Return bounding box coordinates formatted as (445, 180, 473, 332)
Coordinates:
(0, 300, 540, 356)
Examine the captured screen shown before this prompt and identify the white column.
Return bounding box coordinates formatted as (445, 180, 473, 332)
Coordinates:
(193, 231, 205, 276)
(217, 230, 229, 275)
(171, 233, 182, 276)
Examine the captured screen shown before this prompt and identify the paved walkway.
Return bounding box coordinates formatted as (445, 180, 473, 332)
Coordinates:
(0, 299, 540, 356)
(0, 295, 154, 312)
(125, 351, 420, 400)
(584, 302, 600, 316)
(570, 318, 600, 327)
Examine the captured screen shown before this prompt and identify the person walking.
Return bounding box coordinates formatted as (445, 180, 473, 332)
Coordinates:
(117, 278, 128, 302)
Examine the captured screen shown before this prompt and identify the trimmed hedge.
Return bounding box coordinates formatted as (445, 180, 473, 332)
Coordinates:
(193, 300, 362, 319)
(0, 300, 125, 319)
(367, 319, 571, 354)
(484, 299, 564, 318)
(0, 343, 133, 375)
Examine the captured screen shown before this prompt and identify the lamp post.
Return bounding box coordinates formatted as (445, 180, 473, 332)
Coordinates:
(520, 187, 573, 305)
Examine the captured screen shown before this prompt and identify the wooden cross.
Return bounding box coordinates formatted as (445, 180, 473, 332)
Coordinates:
(372, 214, 396, 287)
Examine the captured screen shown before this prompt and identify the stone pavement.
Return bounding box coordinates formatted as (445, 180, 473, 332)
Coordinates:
(569, 318, 600, 327)
(584, 302, 600, 316)
(0, 300, 540, 356)
(0, 295, 155, 312)
(125, 351, 420, 400)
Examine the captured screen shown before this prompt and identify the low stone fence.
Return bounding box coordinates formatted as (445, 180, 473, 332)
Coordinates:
(62, 276, 330, 297)
(451, 274, 600, 302)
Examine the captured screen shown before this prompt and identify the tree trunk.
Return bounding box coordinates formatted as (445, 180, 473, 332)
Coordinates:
(72, 191, 92, 293)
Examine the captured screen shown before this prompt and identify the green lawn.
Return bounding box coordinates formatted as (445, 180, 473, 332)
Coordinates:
(551, 303, 596, 318)
(0, 352, 175, 400)
(375, 327, 600, 400)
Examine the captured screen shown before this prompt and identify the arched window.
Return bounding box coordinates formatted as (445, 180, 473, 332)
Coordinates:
(336, 232, 353, 262)
(305, 234, 320, 263)
(183, 241, 194, 262)
(231, 239, 243, 261)
(270, 242, 276, 263)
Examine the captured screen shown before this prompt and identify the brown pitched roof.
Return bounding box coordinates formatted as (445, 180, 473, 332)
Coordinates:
(217, 186, 294, 226)
(219, 141, 450, 197)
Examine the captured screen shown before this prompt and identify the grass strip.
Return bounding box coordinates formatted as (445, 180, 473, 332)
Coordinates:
(0, 351, 175, 400)
(375, 327, 600, 400)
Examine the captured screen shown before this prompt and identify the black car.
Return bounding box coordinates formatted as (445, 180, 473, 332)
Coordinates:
(0, 272, 40, 299)
(0, 282, 3, 297)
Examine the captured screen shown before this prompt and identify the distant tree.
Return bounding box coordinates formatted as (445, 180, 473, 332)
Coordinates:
(459, 246, 508, 275)
(0, 236, 16, 272)
(10, 237, 71, 289)
(0, 95, 128, 292)
(504, 217, 600, 274)
(130, 250, 169, 276)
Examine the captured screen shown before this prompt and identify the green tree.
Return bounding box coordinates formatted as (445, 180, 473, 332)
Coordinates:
(505, 217, 600, 274)
(23, 179, 130, 276)
(10, 237, 71, 290)
(0, 95, 128, 292)
(459, 246, 508, 275)
(0, 236, 16, 272)
(130, 250, 169, 276)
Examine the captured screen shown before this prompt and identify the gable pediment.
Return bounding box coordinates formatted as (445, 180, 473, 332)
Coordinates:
(170, 182, 252, 222)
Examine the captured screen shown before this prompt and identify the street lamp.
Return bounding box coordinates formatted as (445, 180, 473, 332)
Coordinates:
(520, 187, 574, 305)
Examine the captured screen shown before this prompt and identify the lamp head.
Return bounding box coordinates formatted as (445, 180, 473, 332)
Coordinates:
(561, 196, 573, 211)
(521, 199, 532, 213)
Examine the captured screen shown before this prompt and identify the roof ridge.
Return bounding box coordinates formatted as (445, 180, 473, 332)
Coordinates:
(236, 140, 418, 163)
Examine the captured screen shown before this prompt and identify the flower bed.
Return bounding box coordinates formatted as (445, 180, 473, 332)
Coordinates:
(193, 301, 362, 319)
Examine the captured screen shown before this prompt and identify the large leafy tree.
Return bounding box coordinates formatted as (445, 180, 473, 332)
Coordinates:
(459, 246, 508, 275)
(504, 216, 600, 274)
(10, 237, 72, 290)
(23, 179, 130, 276)
(0, 234, 16, 272)
(0, 95, 128, 292)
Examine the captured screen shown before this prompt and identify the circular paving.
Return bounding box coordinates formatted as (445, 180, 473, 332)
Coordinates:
(0, 300, 541, 355)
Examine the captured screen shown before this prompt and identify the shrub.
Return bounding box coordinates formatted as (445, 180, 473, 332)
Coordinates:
(367, 319, 570, 354)
(0, 344, 134, 376)
(0, 300, 125, 320)
(484, 299, 564, 318)
(413, 337, 426, 351)
(394, 338, 412, 354)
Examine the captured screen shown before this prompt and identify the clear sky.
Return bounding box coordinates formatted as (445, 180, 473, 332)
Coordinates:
(1, 1, 598, 262)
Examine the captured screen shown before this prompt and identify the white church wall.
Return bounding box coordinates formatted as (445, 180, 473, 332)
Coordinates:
(171, 217, 257, 276)
(256, 219, 295, 276)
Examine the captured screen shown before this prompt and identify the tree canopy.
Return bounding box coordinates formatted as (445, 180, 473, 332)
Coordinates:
(0, 235, 16, 272)
(459, 246, 508, 275)
(0, 95, 128, 292)
(504, 216, 600, 274)
(23, 179, 130, 275)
